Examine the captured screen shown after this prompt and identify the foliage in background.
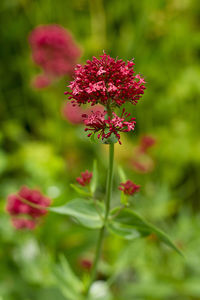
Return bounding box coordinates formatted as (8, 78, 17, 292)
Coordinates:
(0, 0, 200, 299)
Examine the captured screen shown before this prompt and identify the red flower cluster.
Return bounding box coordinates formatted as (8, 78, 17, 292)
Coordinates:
(119, 180, 140, 196)
(65, 52, 145, 107)
(29, 24, 81, 88)
(6, 186, 51, 229)
(83, 109, 136, 144)
(76, 170, 93, 186)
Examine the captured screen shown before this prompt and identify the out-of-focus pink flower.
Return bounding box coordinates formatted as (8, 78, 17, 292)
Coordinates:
(139, 135, 156, 153)
(119, 180, 140, 196)
(76, 170, 93, 186)
(130, 135, 156, 174)
(65, 52, 146, 107)
(29, 24, 81, 87)
(12, 218, 37, 230)
(62, 102, 85, 124)
(6, 186, 51, 230)
(131, 156, 155, 174)
(83, 108, 136, 144)
(32, 74, 51, 89)
(61, 102, 104, 125)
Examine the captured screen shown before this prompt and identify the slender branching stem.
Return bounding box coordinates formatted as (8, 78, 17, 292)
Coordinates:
(85, 142, 114, 297)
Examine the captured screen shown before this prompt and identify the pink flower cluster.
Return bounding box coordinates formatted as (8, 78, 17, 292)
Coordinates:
(83, 109, 136, 144)
(62, 102, 104, 125)
(65, 52, 145, 107)
(119, 180, 140, 196)
(139, 135, 156, 153)
(29, 24, 81, 88)
(130, 135, 156, 173)
(76, 170, 93, 186)
(6, 186, 51, 229)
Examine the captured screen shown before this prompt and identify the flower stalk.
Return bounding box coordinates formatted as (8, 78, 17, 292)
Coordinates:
(86, 142, 114, 296)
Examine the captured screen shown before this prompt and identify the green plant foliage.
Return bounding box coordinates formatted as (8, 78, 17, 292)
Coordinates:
(70, 184, 91, 197)
(49, 199, 104, 229)
(108, 208, 182, 255)
(53, 255, 83, 300)
(1, 0, 200, 298)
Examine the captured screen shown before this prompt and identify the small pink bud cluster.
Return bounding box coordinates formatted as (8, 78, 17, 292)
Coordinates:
(76, 170, 93, 186)
(6, 186, 51, 229)
(29, 24, 81, 88)
(119, 180, 140, 196)
(83, 109, 136, 144)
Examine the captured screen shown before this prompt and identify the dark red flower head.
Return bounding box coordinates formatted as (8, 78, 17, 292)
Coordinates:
(29, 24, 81, 87)
(6, 186, 51, 229)
(65, 52, 146, 107)
(76, 170, 93, 186)
(119, 180, 140, 196)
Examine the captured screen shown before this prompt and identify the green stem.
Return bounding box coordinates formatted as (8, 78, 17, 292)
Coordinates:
(85, 143, 114, 297)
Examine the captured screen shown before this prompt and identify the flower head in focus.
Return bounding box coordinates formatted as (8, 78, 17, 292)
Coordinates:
(6, 186, 51, 229)
(76, 170, 93, 186)
(119, 180, 140, 196)
(83, 109, 136, 144)
(29, 24, 81, 88)
(65, 52, 145, 107)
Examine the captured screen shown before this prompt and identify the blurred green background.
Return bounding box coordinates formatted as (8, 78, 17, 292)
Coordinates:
(1, 0, 200, 299)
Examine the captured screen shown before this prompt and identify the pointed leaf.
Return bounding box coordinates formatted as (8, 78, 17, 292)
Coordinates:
(70, 184, 91, 197)
(108, 208, 182, 255)
(118, 166, 128, 204)
(49, 199, 104, 229)
(53, 256, 83, 300)
(118, 166, 127, 182)
(59, 254, 83, 292)
(108, 221, 141, 240)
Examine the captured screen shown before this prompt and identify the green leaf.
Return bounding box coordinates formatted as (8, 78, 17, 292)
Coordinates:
(120, 192, 128, 205)
(108, 221, 141, 240)
(53, 255, 83, 300)
(70, 183, 91, 197)
(49, 199, 104, 229)
(118, 166, 128, 204)
(118, 166, 127, 182)
(108, 208, 182, 255)
(91, 160, 98, 194)
(59, 254, 83, 292)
